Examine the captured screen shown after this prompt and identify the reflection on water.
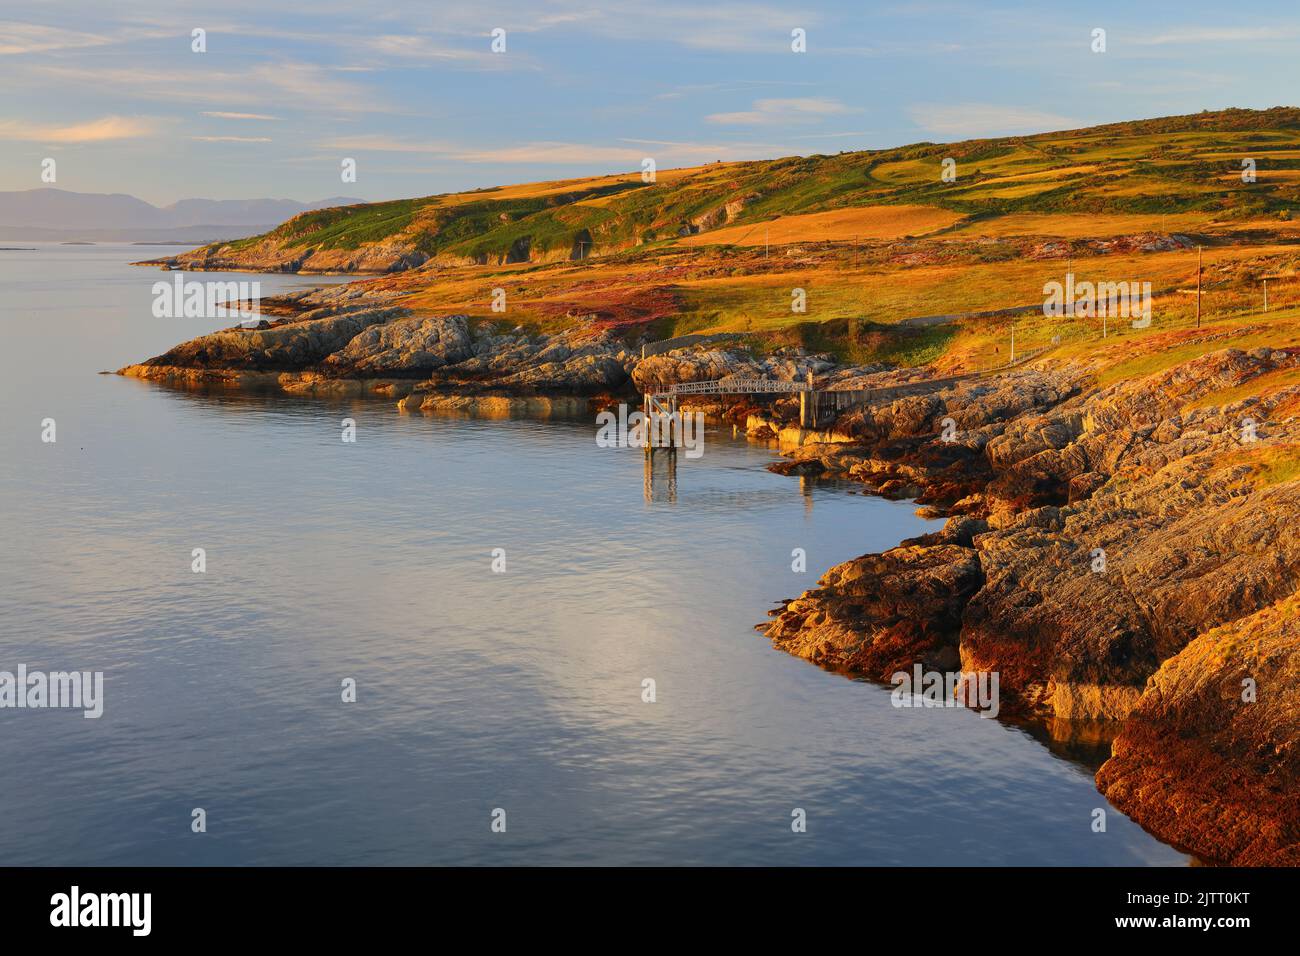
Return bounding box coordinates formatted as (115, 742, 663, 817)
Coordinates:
(644, 447, 677, 503)
(0, 245, 1187, 865)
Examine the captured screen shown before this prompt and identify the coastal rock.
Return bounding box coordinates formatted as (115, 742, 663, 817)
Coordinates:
(165, 239, 429, 275)
(131, 306, 404, 372)
(1097, 597, 1300, 866)
(758, 344, 1300, 866)
(630, 347, 835, 392)
(324, 314, 474, 374)
(762, 527, 985, 679)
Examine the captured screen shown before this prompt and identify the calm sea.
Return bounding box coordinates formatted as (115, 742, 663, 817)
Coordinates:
(0, 243, 1184, 865)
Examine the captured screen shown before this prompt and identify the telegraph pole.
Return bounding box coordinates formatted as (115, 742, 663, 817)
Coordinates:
(1195, 245, 1203, 329)
(1264, 277, 1269, 312)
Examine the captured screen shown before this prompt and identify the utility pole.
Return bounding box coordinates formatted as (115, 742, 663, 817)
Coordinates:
(1009, 321, 1015, 364)
(1066, 254, 1074, 327)
(1264, 277, 1269, 312)
(765, 223, 769, 258)
(1195, 245, 1203, 329)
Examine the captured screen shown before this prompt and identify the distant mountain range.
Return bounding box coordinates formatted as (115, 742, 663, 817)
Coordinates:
(0, 188, 363, 242)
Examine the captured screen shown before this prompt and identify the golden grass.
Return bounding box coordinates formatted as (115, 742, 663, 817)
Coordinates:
(427, 163, 729, 207)
(1226, 443, 1300, 488)
(870, 147, 1048, 186)
(1091, 178, 1221, 198)
(677, 204, 965, 246)
(1084, 307, 1300, 387)
(1196, 151, 1300, 160)
(947, 212, 1214, 238)
(958, 181, 1068, 200)
(1215, 170, 1300, 184)
(1185, 366, 1300, 411)
(972, 164, 1102, 186)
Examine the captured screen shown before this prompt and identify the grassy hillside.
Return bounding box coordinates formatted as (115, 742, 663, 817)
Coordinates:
(167, 107, 1300, 378)
(185, 107, 1300, 270)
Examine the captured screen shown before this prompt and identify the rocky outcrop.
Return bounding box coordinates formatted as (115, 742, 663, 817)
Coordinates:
(762, 348, 1300, 713)
(123, 288, 853, 403)
(632, 347, 837, 391)
(1097, 598, 1300, 865)
(764, 518, 986, 678)
(155, 239, 431, 275)
(122, 308, 639, 396)
(759, 345, 1300, 865)
(323, 314, 475, 374)
(124, 305, 405, 374)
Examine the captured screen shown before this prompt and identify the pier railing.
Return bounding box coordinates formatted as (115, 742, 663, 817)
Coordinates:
(649, 378, 811, 397)
(645, 343, 1056, 428)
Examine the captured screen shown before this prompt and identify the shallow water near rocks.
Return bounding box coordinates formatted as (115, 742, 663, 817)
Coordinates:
(0, 244, 1186, 865)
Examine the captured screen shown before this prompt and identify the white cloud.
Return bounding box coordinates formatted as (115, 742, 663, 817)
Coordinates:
(0, 115, 156, 143)
(455, 143, 654, 164)
(32, 62, 384, 113)
(907, 103, 1079, 138)
(1132, 26, 1298, 46)
(596, 2, 820, 52)
(191, 135, 273, 143)
(707, 97, 855, 126)
(316, 135, 457, 154)
(201, 111, 279, 121)
(0, 21, 112, 55)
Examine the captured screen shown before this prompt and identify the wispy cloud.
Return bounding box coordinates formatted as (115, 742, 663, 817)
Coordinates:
(316, 134, 768, 166)
(707, 97, 855, 126)
(0, 21, 112, 55)
(351, 34, 524, 68)
(200, 111, 279, 121)
(907, 103, 1079, 138)
(316, 136, 650, 164)
(0, 115, 156, 143)
(455, 142, 654, 164)
(1132, 26, 1299, 46)
(315, 135, 457, 154)
(587, 2, 821, 52)
(32, 62, 385, 113)
(191, 135, 273, 143)
(655, 80, 817, 101)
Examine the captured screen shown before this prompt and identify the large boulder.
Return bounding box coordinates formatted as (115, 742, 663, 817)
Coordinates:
(324, 314, 474, 374)
(1097, 597, 1300, 865)
(761, 518, 987, 679)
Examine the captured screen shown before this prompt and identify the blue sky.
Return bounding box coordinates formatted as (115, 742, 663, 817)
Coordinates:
(2, 0, 1299, 205)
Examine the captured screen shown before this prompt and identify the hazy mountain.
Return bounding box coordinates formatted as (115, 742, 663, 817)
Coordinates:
(0, 189, 363, 241)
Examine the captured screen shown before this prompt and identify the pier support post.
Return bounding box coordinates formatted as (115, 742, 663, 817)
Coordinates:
(643, 393, 651, 457)
(800, 371, 817, 429)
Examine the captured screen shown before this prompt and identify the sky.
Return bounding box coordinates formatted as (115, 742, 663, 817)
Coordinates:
(2, 0, 1299, 206)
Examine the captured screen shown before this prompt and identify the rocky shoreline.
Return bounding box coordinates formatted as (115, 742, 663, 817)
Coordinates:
(754, 346, 1300, 865)
(120, 283, 1299, 866)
